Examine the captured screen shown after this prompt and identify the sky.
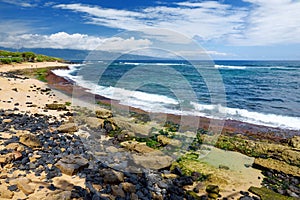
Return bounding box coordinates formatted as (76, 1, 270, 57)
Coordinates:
(0, 0, 300, 60)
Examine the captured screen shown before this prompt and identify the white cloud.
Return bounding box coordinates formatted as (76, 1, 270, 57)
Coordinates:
(229, 0, 300, 45)
(0, 32, 152, 51)
(54, 1, 300, 46)
(54, 2, 247, 41)
(0, 0, 38, 7)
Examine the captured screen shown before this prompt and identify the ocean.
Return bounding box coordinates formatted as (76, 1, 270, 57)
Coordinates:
(53, 60, 300, 130)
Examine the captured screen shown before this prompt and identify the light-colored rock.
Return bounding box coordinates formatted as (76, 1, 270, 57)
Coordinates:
(6, 143, 25, 152)
(95, 108, 112, 119)
(45, 103, 67, 110)
(157, 135, 181, 146)
(2, 119, 12, 123)
(0, 153, 14, 164)
(85, 117, 104, 129)
(289, 136, 300, 149)
(19, 134, 41, 148)
(254, 158, 300, 177)
(55, 154, 89, 176)
(16, 178, 35, 195)
(120, 141, 155, 153)
(132, 153, 173, 170)
(122, 182, 136, 193)
(57, 123, 78, 133)
(0, 185, 14, 199)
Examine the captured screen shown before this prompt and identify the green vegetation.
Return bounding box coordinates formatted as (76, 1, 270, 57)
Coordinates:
(35, 68, 48, 82)
(65, 101, 72, 106)
(0, 50, 63, 64)
(249, 187, 297, 200)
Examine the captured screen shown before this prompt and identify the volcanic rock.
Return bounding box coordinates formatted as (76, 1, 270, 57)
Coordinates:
(19, 134, 41, 148)
(57, 123, 78, 133)
(55, 154, 89, 176)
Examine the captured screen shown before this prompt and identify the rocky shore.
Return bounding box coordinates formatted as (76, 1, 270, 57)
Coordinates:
(0, 62, 299, 200)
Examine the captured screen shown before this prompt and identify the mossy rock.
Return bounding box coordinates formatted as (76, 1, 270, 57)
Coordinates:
(45, 103, 67, 110)
(249, 186, 298, 200)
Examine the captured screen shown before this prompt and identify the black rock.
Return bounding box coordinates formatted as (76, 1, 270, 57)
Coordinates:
(173, 176, 194, 187)
(8, 185, 18, 191)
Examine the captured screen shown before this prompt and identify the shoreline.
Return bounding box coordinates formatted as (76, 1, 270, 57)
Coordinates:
(46, 69, 300, 141)
(0, 62, 299, 199)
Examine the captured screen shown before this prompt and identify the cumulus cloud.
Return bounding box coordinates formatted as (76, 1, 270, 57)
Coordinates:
(229, 0, 300, 45)
(54, 2, 247, 41)
(0, 32, 152, 51)
(54, 1, 300, 46)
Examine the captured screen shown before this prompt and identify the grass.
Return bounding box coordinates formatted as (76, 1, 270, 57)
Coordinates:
(36, 68, 48, 82)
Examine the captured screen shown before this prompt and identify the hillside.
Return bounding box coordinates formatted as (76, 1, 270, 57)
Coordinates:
(0, 50, 64, 64)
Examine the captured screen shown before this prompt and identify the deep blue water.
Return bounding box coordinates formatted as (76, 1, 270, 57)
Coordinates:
(53, 60, 300, 130)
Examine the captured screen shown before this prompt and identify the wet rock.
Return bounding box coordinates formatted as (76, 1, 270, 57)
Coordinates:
(55, 154, 89, 176)
(19, 134, 41, 148)
(206, 185, 220, 199)
(253, 158, 300, 177)
(219, 165, 230, 170)
(173, 176, 194, 187)
(95, 108, 112, 119)
(57, 123, 78, 133)
(249, 186, 295, 200)
(101, 169, 124, 184)
(45, 103, 67, 110)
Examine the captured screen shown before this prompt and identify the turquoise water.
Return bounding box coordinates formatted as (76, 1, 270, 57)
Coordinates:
(53, 60, 300, 130)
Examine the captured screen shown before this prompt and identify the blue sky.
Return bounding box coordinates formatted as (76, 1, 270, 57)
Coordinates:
(0, 0, 300, 60)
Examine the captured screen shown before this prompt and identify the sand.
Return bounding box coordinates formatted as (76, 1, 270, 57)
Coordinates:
(0, 61, 263, 199)
(0, 62, 71, 117)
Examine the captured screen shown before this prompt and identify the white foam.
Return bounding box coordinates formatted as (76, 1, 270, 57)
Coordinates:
(192, 102, 300, 130)
(214, 65, 247, 69)
(121, 62, 187, 66)
(53, 66, 300, 131)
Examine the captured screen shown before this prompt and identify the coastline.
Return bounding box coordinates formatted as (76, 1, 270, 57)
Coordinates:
(46, 69, 300, 141)
(0, 62, 299, 199)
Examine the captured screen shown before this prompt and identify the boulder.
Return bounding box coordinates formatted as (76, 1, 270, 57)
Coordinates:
(111, 185, 125, 198)
(101, 169, 124, 184)
(19, 134, 41, 148)
(57, 123, 78, 133)
(95, 108, 112, 119)
(120, 141, 155, 153)
(249, 186, 297, 200)
(45, 103, 67, 110)
(122, 182, 136, 193)
(16, 178, 35, 195)
(85, 117, 104, 129)
(55, 155, 89, 176)
(132, 153, 173, 170)
(289, 136, 300, 149)
(157, 135, 181, 146)
(0, 185, 14, 198)
(253, 158, 300, 177)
